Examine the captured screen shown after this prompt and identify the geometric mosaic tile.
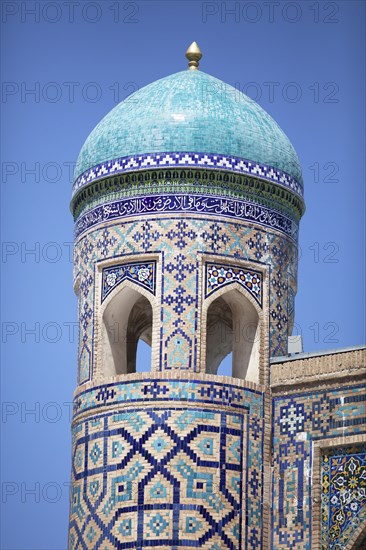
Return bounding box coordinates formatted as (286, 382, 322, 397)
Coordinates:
(205, 262, 262, 306)
(69, 379, 265, 549)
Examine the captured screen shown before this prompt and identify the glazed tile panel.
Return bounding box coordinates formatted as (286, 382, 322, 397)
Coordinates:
(101, 261, 156, 302)
(74, 216, 298, 383)
(205, 263, 262, 306)
(272, 385, 366, 549)
(321, 445, 366, 549)
(69, 379, 264, 549)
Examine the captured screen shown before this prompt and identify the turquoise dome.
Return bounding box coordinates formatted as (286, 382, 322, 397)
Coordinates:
(74, 70, 302, 185)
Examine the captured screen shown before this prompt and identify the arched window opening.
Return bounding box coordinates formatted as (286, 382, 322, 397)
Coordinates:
(206, 297, 233, 375)
(102, 287, 153, 377)
(205, 288, 260, 383)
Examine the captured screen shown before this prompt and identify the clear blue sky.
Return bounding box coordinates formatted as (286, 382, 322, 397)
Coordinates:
(1, 1, 365, 548)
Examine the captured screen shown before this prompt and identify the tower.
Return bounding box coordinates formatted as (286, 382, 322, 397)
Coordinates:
(68, 45, 366, 549)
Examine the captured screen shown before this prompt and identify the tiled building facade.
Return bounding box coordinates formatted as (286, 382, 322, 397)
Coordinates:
(68, 48, 366, 549)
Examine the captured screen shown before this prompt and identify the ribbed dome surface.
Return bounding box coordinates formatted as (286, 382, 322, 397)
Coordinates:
(74, 70, 302, 184)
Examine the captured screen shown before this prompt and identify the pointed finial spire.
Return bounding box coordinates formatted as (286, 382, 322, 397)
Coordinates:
(185, 41, 202, 70)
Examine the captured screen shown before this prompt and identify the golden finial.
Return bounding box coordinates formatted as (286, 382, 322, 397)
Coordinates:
(185, 41, 202, 70)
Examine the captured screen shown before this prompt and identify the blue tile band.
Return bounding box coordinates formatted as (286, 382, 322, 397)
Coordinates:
(72, 151, 303, 199)
(74, 193, 298, 241)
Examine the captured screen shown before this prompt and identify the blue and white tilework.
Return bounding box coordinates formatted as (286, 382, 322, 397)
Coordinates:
(205, 263, 262, 306)
(272, 385, 366, 549)
(74, 193, 299, 242)
(74, 217, 296, 383)
(321, 444, 366, 549)
(72, 152, 304, 199)
(102, 261, 156, 302)
(69, 378, 265, 550)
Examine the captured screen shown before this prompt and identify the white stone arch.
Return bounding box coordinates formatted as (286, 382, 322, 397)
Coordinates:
(201, 281, 264, 383)
(99, 279, 157, 377)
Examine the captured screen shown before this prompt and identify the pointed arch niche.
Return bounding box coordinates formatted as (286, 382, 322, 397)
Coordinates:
(98, 261, 157, 378)
(202, 263, 265, 384)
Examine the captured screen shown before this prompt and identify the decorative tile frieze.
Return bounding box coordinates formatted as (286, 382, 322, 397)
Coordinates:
(73, 377, 263, 419)
(72, 152, 304, 199)
(74, 193, 298, 241)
